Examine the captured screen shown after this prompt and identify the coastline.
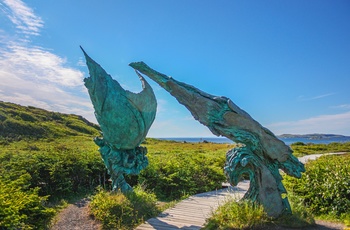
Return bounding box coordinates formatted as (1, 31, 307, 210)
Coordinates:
(155, 136, 350, 145)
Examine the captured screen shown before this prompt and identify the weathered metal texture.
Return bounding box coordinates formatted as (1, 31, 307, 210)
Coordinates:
(129, 61, 305, 217)
(82, 49, 156, 192)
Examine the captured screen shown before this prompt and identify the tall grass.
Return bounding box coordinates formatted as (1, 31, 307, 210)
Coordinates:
(204, 194, 315, 230)
(204, 199, 271, 230)
(89, 186, 159, 230)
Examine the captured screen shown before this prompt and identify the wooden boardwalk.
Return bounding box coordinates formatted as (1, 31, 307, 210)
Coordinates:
(135, 180, 250, 230)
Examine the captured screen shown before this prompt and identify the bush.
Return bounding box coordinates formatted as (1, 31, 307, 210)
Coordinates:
(138, 153, 226, 200)
(283, 154, 350, 218)
(204, 199, 270, 230)
(0, 138, 107, 200)
(0, 176, 55, 229)
(1, 118, 46, 138)
(204, 195, 315, 230)
(89, 186, 159, 229)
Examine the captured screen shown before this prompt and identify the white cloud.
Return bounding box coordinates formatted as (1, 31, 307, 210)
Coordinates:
(298, 93, 335, 101)
(1, 0, 43, 36)
(267, 111, 350, 135)
(331, 104, 350, 110)
(0, 44, 84, 87)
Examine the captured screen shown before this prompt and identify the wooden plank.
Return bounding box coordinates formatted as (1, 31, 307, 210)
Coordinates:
(157, 212, 208, 221)
(146, 218, 201, 228)
(165, 212, 210, 218)
(156, 217, 205, 225)
(134, 181, 249, 230)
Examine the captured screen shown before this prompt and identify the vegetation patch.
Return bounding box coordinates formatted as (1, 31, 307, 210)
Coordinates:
(89, 186, 159, 230)
(204, 199, 271, 230)
(0, 101, 100, 140)
(129, 138, 233, 201)
(283, 154, 350, 224)
(0, 175, 55, 229)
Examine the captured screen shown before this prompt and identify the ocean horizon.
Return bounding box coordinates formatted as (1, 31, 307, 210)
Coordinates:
(156, 136, 350, 145)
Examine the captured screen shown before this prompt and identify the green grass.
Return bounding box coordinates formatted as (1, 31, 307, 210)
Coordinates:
(283, 153, 350, 226)
(291, 141, 350, 157)
(204, 199, 271, 230)
(136, 138, 235, 200)
(89, 186, 160, 230)
(0, 101, 100, 141)
(204, 194, 315, 229)
(204, 194, 315, 230)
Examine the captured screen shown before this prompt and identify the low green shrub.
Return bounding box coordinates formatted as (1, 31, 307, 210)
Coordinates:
(0, 176, 55, 229)
(138, 153, 226, 201)
(204, 199, 271, 230)
(89, 186, 159, 230)
(0, 143, 107, 200)
(204, 195, 315, 230)
(284, 154, 350, 219)
(0, 101, 100, 139)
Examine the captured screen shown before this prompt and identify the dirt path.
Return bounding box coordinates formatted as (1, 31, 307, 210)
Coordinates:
(50, 198, 101, 230)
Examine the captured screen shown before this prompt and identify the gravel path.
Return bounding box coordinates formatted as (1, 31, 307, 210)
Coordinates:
(50, 198, 101, 230)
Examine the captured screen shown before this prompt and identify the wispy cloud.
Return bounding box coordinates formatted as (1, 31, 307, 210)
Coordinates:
(0, 44, 84, 87)
(331, 104, 350, 110)
(298, 93, 335, 101)
(267, 111, 350, 135)
(1, 0, 43, 36)
(0, 0, 96, 122)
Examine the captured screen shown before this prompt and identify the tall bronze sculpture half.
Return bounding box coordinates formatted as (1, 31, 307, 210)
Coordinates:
(129, 61, 305, 217)
(81, 48, 157, 192)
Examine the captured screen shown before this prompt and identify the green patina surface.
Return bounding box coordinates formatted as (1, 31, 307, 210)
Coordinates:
(81, 48, 156, 192)
(129, 61, 305, 217)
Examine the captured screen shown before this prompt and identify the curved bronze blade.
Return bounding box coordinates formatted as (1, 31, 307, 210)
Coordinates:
(129, 61, 292, 163)
(82, 48, 157, 149)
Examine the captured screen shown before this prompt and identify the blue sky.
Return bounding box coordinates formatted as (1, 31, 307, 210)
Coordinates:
(1, 0, 349, 137)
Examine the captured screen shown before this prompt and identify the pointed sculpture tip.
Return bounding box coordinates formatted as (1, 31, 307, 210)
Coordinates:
(80, 46, 89, 58)
(79, 46, 96, 66)
(80, 45, 85, 52)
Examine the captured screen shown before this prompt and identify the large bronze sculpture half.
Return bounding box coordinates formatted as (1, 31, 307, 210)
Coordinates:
(129, 62, 305, 217)
(81, 48, 157, 192)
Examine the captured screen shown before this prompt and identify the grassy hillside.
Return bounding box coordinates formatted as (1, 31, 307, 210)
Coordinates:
(0, 101, 106, 229)
(0, 101, 100, 140)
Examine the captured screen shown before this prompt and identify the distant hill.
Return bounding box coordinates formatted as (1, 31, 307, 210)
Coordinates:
(0, 101, 100, 139)
(278, 133, 350, 139)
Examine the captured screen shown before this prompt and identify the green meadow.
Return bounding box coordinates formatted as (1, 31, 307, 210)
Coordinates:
(0, 101, 349, 229)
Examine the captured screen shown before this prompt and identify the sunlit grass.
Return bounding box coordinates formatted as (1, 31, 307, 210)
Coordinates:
(204, 195, 315, 230)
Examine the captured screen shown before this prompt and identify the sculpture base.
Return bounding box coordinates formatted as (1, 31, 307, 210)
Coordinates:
(224, 146, 291, 217)
(94, 137, 148, 192)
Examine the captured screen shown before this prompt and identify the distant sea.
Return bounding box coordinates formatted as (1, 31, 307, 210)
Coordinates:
(158, 136, 350, 146)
